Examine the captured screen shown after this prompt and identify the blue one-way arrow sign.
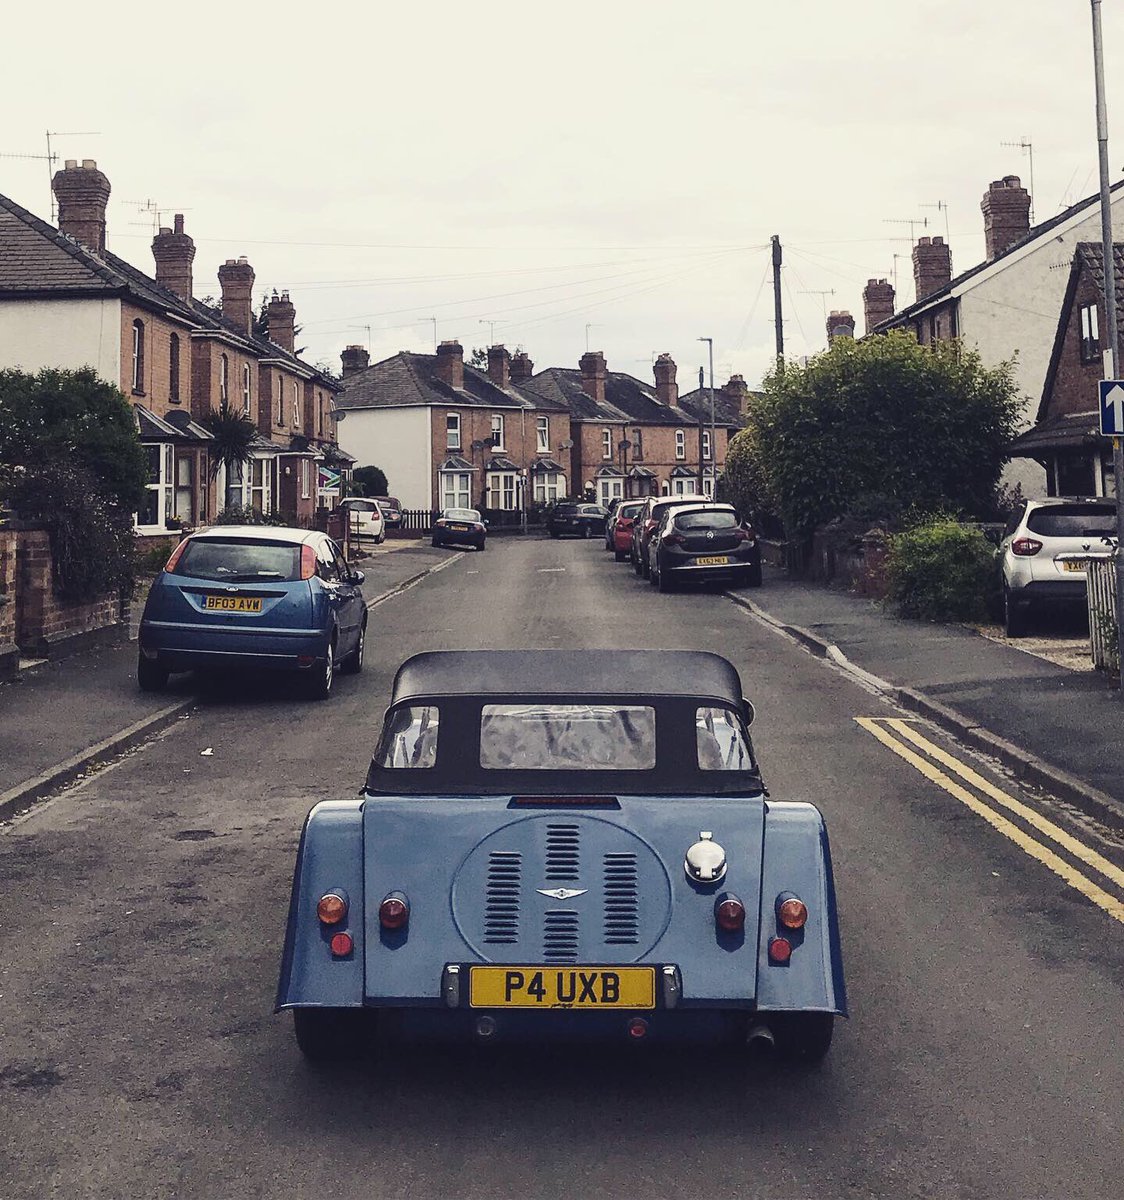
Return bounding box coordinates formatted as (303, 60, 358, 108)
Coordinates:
(1099, 380, 1124, 436)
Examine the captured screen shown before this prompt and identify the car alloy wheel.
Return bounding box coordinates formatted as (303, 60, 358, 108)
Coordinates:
(341, 621, 365, 675)
(307, 642, 335, 699)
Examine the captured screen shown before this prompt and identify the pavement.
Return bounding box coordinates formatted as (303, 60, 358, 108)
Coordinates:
(0, 540, 457, 815)
(736, 568, 1124, 823)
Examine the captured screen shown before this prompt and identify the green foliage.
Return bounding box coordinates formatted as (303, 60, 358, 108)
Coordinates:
(350, 465, 389, 497)
(6, 463, 135, 602)
(200, 401, 258, 482)
(136, 537, 180, 576)
(742, 332, 1021, 539)
(885, 517, 999, 622)
(0, 367, 147, 511)
(468, 347, 489, 370)
(212, 503, 289, 527)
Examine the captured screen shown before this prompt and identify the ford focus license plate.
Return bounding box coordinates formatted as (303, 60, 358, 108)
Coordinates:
(204, 595, 263, 612)
(469, 966, 655, 1009)
(695, 555, 729, 566)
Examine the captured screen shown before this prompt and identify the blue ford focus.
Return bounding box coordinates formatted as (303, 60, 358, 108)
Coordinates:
(137, 526, 366, 700)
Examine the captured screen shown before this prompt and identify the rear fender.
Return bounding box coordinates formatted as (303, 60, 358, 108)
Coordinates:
(275, 799, 365, 1010)
(754, 801, 847, 1016)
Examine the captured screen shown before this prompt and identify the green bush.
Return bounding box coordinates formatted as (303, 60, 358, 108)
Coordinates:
(886, 518, 998, 622)
(213, 503, 289, 527)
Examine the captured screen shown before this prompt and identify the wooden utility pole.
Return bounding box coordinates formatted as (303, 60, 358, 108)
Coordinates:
(771, 235, 784, 364)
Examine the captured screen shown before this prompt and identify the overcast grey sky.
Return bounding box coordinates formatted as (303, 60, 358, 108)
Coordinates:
(4, 1, 1123, 387)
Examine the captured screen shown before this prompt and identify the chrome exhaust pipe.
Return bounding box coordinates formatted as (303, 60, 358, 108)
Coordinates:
(746, 1023, 776, 1050)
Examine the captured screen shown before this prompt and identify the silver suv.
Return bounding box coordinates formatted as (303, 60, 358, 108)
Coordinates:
(999, 497, 1117, 636)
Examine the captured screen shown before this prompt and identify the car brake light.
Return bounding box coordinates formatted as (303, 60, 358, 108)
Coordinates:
(665, 533, 686, 546)
(436, 519, 448, 527)
(300, 544, 316, 579)
(777, 895, 808, 929)
(379, 893, 409, 930)
(317, 893, 348, 925)
(329, 931, 353, 957)
(1011, 538, 1043, 556)
(732, 528, 750, 542)
(768, 936, 792, 964)
(715, 894, 746, 931)
(164, 538, 189, 572)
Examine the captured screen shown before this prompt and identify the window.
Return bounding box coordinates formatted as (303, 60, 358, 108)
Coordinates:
(491, 413, 505, 449)
(675, 429, 686, 460)
(702, 429, 712, 461)
(242, 365, 252, 415)
(173, 538, 302, 582)
(292, 382, 300, 431)
(696, 707, 755, 772)
(597, 476, 623, 507)
(632, 427, 643, 461)
(480, 704, 656, 771)
(131, 320, 145, 393)
(377, 705, 440, 769)
(226, 457, 271, 512)
(1080, 303, 1101, 362)
(672, 476, 697, 496)
(533, 471, 565, 503)
(169, 333, 180, 403)
(601, 428, 612, 459)
(487, 471, 518, 510)
(138, 443, 173, 528)
(219, 354, 229, 404)
(276, 375, 283, 425)
(174, 452, 193, 523)
(442, 470, 472, 509)
(447, 412, 461, 450)
(301, 458, 311, 500)
(536, 417, 549, 453)
(317, 391, 324, 435)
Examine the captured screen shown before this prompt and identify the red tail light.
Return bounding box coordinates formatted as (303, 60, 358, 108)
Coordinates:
(436, 519, 448, 527)
(329, 931, 354, 957)
(715, 894, 746, 931)
(300, 544, 316, 579)
(1011, 538, 1042, 557)
(665, 533, 686, 546)
(777, 895, 808, 929)
(511, 795, 619, 806)
(732, 528, 751, 542)
(768, 936, 792, 964)
(379, 893, 409, 930)
(164, 538, 189, 572)
(317, 893, 348, 925)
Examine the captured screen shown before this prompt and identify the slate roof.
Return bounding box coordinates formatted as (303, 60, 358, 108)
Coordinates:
(519, 367, 699, 426)
(337, 352, 565, 413)
(678, 384, 747, 428)
(135, 403, 212, 443)
(873, 180, 1124, 331)
(1009, 411, 1102, 458)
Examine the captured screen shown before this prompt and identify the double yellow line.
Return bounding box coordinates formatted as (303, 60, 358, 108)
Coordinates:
(856, 717, 1124, 925)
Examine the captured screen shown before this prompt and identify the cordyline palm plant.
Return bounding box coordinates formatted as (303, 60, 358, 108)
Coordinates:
(200, 400, 257, 482)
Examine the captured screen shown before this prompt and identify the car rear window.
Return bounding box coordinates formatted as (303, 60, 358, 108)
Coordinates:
(676, 511, 738, 531)
(344, 500, 378, 513)
(173, 538, 302, 582)
(377, 705, 440, 768)
(446, 509, 480, 521)
(1026, 505, 1117, 537)
(480, 704, 656, 771)
(555, 504, 579, 514)
(619, 503, 644, 519)
(696, 707, 755, 771)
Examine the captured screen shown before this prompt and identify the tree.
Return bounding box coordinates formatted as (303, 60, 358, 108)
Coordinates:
(468, 347, 489, 371)
(200, 401, 258, 483)
(728, 332, 1021, 539)
(350, 465, 389, 497)
(0, 366, 147, 510)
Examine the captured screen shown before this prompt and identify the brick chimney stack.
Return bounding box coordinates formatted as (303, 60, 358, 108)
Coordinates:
(912, 236, 953, 302)
(510, 350, 534, 383)
(826, 310, 856, 344)
(982, 176, 1032, 260)
(862, 278, 896, 334)
(341, 345, 370, 378)
(435, 340, 465, 390)
(52, 159, 111, 255)
(217, 257, 256, 336)
(653, 353, 679, 407)
(267, 289, 297, 353)
(579, 351, 607, 403)
(487, 345, 511, 389)
(722, 375, 750, 416)
(151, 213, 195, 300)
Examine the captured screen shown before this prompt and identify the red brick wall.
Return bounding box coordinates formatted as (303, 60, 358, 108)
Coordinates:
(1044, 268, 1106, 421)
(120, 302, 191, 414)
(0, 529, 16, 655)
(573, 419, 729, 497)
(12, 530, 124, 657)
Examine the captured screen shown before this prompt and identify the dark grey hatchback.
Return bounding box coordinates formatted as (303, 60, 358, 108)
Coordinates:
(648, 504, 761, 591)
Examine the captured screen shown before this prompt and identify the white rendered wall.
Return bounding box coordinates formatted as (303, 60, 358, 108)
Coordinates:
(0, 298, 122, 382)
(338, 405, 432, 509)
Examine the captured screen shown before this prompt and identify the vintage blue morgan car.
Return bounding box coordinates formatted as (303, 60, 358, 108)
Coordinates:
(276, 650, 846, 1062)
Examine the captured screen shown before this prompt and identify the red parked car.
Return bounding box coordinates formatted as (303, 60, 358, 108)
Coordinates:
(609, 500, 646, 562)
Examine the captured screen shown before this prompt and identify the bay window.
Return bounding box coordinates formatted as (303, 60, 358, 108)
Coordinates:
(138, 442, 173, 529)
(442, 470, 472, 510)
(533, 471, 565, 503)
(487, 471, 518, 510)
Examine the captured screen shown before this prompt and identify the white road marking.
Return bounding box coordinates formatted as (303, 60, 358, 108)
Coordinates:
(538, 568, 567, 573)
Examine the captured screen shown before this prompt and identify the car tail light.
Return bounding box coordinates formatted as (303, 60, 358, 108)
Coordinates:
(732, 528, 751, 542)
(777, 895, 808, 929)
(510, 795, 619, 806)
(317, 893, 348, 925)
(665, 532, 686, 546)
(1012, 537, 1042, 557)
(164, 538, 189, 572)
(627, 1017, 649, 1039)
(768, 936, 792, 964)
(436, 519, 448, 527)
(329, 931, 353, 957)
(379, 892, 409, 930)
(300, 544, 316, 580)
(715, 894, 746, 931)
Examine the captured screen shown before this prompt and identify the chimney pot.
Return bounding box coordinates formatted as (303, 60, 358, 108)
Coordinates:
(81, 158, 97, 169)
(174, 213, 184, 235)
(64, 158, 77, 169)
(52, 158, 111, 254)
(152, 213, 196, 301)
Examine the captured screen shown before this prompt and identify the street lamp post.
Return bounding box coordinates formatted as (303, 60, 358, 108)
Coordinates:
(1090, 0, 1124, 690)
(698, 337, 717, 496)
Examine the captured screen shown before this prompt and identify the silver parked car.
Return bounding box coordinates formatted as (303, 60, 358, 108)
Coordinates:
(999, 497, 1118, 636)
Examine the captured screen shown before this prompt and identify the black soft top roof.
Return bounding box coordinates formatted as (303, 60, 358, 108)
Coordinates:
(389, 650, 744, 706)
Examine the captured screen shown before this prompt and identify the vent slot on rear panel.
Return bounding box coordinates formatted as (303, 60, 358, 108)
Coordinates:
(603, 852, 639, 945)
(484, 851, 521, 944)
(545, 823, 580, 881)
(543, 909, 580, 963)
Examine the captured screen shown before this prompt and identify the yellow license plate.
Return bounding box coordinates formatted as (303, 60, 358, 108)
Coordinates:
(1061, 559, 1087, 573)
(451, 523, 469, 531)
(204, 595, 263, 612)
(469, 966, 655, 1009)
(695, 555, 729, 566)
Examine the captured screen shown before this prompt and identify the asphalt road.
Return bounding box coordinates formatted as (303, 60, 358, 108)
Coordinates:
(3, 535, 1124, 1200)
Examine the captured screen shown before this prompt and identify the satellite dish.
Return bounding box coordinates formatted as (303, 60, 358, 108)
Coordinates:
(560, 439, 574, 450)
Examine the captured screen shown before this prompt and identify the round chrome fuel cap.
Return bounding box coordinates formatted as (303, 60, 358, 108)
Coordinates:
(684, 831, 727, 884)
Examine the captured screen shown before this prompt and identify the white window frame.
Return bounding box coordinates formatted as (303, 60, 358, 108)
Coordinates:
(597, 476, 623, 507)
(441, 470, 471, 510)
(487, 470, 518, 510)
(275, 375, 283, 425)
(225, 456, 272, 513)
(491, 413, 505, 450)
(137, 442, 174, 530)
(292, 382, 301, 431)
(533, 471, 565, 503)
(132, 320, 145, 393)
(673, 475, 697, 496)
(675, 430, 686, 460)
(219, 353, 229, 404)
(536, 416, 549, 453)
(702, 429, 712, 461)
(601, 428, 613, 459)
(447, 412, 461, 450)
(301, 458, 311, 500)
(169, 333, 181, 403)
(242, 364, 252, 414)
